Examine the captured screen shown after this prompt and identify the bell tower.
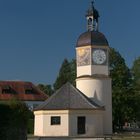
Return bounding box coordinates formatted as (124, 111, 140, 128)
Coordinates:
(76, 1, 109, 78)
(86, 1, 99, 31)
(76, 1, 112, 135)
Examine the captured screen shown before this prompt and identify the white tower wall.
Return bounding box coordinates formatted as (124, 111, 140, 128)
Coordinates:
(77, 65, 109, 77)
(75, 1, 112, 135)
(76, 77, 112, 134)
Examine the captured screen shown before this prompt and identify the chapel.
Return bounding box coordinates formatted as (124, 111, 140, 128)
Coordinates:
(34, 2, 112, 137)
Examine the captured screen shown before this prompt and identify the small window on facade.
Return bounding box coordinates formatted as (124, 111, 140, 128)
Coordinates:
(25, 89, 34, 94)
(51, 116, 61, 125)
(88, 18, 92, 25)
(2, 86, 12, 94)
(24, 85, 34, 94)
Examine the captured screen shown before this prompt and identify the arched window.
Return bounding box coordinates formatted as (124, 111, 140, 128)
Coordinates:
(88, 18, 92, 25)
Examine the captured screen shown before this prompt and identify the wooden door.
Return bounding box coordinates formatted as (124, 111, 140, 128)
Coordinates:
(77, 116, 86, 134)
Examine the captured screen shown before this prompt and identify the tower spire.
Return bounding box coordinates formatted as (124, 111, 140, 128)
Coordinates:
(91, 0, 95, 10)
(86, 1, 99, 31)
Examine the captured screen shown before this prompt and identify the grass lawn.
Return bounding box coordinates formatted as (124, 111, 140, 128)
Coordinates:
(114, 137, 140, 140)
(113, 137, 140, 140)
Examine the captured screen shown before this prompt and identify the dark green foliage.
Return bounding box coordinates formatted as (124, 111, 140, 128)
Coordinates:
(109, 48, 133, 131)
(27, 118, 34, 134)
(53, 59, 76, 90)
(37, 84, 53, 96)
(131, 57, 140, 121)
(0, 100, 32, 140)
(110, 48, 132, 89)
(131, 57, 140, 93)
(0, 104, 11, 140)
(69, 59, 76, 86)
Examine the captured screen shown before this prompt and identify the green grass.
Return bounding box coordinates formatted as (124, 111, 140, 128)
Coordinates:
(112, 136, 140, 140)
(114, 137, 140, 140)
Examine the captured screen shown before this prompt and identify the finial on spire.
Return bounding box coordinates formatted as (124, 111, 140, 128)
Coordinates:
(91, 0, 94, 6)
(86, 0, 99, 31)
(91, 0, 95, 10)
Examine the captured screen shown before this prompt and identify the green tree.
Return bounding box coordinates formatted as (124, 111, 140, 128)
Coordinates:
(37, 84, 53, 96)
(69, 59, 76, 86)
(53, 59, 76, 90)
(109, 48, 133, 131)
(8, 99, 31, 140)
(131, 57, 140, 93)
(0, 99, 32, 140)
(0, 104, 11, 140)
(131, 57, 140, 121)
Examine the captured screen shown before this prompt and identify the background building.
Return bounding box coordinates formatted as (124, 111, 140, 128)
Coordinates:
(0, 81, 47, 110)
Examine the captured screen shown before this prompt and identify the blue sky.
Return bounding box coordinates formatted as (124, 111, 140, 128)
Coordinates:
(0, 0, 139, 85)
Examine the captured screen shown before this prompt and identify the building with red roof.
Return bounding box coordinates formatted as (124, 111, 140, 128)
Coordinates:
(0, 81, 48, 110)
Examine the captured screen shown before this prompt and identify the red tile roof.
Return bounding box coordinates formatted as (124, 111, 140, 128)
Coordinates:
(0, 81, 48, 101)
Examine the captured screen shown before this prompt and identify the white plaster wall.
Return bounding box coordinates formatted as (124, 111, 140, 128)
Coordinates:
(77, 65, 109, 77)
(76, 78, 112, 135)
(77, 66, 92, 77)
(34, 110, 104, 137)
(34, 110, 69, 136)
(34, 114, 44, 136)
(69, 110, 103, 137)
(76, 78, 110, 101)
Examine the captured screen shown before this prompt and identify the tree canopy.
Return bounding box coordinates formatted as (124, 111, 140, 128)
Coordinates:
(37, 84, 53, 96)
(0, 99, 32, 140)
(131, 57, 140, 93)
(131, 57, 140, 121)
(53, 59, 76, 91)
(109, 48, 133, 130)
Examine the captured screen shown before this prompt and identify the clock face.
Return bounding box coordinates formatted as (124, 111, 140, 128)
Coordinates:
(92, 49, 107, 65)
(77, 48, 90, 66)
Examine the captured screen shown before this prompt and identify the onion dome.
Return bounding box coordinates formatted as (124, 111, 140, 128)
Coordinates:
(76, 31, 109, 47)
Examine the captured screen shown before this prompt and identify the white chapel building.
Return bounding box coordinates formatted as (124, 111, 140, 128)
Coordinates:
(34, 2, 112, 137)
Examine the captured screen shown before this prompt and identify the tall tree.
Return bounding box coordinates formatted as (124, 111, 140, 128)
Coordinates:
(37, 84, 53, 96)
(53, 59, 76, 90)
(131, 57, 140, 121)
(131, 57, 140, 93)
(109, 48, 133, 130)
(69, 59, 76, 86)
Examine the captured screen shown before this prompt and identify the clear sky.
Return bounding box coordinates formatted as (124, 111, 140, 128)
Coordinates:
(0, 0, 139, 85)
